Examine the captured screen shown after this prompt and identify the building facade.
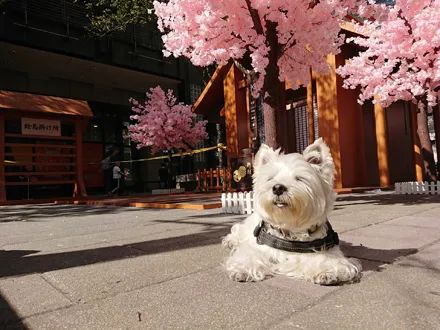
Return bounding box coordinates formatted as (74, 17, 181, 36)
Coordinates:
(0, 0, 205, 201)
(193, 37, 440, 190)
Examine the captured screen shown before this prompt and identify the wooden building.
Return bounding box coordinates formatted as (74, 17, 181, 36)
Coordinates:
(192, 46, 428, 189)
(0, 91, 92, 202)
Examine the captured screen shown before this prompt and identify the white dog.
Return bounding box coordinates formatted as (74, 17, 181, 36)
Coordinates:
(223, 138, 361, 285)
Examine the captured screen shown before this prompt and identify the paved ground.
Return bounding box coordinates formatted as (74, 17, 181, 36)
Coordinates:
(1, 192, 439, 329)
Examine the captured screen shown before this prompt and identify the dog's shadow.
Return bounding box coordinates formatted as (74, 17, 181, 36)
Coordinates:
(339, 240, 418, 272)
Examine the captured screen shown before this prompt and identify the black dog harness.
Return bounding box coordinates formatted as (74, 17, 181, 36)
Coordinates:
(253, 220, 339, 253)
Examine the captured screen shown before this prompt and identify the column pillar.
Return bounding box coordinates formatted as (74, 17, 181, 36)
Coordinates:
(374, 103, 391, 187)
(0, 111, 6, 202)
(410, 104, 424, 181)
(74, 118, 87, 198)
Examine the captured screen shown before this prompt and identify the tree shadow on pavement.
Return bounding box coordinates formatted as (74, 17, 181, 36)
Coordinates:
(0, 293, 28, 330)
(0, 226, 231, 278)
(340, 240, 418, 272)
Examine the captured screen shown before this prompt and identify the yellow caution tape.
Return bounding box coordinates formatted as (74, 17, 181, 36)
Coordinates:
(4, 144, 227, 165)
(116, 143, 226, 164)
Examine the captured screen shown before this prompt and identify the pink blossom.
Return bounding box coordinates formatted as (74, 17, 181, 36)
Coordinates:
(128, 86, 208, 154)
(337, 0, 440, 109)
(153, 0, 377, 94)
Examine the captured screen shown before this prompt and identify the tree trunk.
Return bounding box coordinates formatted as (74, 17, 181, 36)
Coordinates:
(433, 104, 440, 177)
(417, 105, 437, 181)
(261, 21, 283, 149)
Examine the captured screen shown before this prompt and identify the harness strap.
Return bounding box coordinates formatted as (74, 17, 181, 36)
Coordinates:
(253, 220, 339, 253)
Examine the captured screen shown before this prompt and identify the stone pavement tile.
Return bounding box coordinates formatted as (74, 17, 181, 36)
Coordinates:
(0, 208, 238, 251)
(384, 215, 440, 229)
(1, 219, 222, 255)
(0, 274, 72, 318)
(339, 223, 439, 263)
(328, 211, 392, 233)
(269, 264, 440, 330)
(1, 210, 238, 259)
(397, 240, 440, 270)
(0, 212, 163, 247)
(262, 276, 337, 298)
(41, 242, 225, 302)
(329, 207, 435, 233)
(414, 206, 440, 217)
(24, 267, 342, 330)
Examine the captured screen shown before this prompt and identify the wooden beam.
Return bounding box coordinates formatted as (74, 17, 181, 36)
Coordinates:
(374, 103, 391, 187)
(410, 104, 424, 181)
(306, 77, 315, 144)
(224, 65, 240, 160)
(0, 111, 6, 202)
(74, 118, 87, 197)
(314, 55, 343, 188)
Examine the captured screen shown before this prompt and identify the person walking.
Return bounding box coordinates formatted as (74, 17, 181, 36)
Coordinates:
(158, 162, 169, 189)
(110, 161, 122, 196)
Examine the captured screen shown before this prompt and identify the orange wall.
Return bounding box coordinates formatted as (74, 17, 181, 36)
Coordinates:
(386, 102, 416, 182)
(224, 65, 251, 160)
(335, 52, 369, 187)
(314, 55, 343, 188)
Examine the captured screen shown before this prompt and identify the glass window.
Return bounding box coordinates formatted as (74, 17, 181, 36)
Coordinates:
(83, 121, 103, 142)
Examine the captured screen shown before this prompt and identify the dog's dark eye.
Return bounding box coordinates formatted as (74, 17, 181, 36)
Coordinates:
(307, 156, 321, 165)
(295, 176, 306, 182)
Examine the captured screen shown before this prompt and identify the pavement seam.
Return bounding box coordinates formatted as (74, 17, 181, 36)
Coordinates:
(20, 264, 223, 322)
(39, 273, 76, 304)
(267, 206, 440, 329)
(338, 204, 440, 234)
(1, 221, 224, 253)
(263, 286, 346, 329)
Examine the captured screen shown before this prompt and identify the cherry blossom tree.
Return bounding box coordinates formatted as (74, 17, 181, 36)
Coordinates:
(153, 0, 376, 148)
(337, 0, 440, 180)
(128, 86, 208, 154)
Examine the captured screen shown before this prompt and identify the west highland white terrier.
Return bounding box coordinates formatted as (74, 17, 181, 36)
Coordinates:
(223, 138, 361, 285)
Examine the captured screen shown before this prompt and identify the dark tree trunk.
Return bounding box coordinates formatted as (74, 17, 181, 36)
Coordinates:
(417, 104, 437, 181)
(433, 104, 440, 177)
(261, 21, 283, 149)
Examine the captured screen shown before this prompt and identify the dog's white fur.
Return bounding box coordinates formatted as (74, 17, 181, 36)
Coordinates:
(222, 138, 361, 285)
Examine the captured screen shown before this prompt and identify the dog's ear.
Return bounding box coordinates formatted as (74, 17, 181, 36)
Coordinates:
(303, 138, 335, 185)
(254, 144, 278, 171)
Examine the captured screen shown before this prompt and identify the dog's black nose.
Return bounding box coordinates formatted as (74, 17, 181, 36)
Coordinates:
(272, 184, 287, 196)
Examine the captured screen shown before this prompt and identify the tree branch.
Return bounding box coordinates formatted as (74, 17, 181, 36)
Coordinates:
(244, 0, 264, 35)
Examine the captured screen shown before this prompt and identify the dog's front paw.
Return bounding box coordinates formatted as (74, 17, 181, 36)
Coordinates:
(229, 271, 253, 282)
(313, 272, 339, 285)
(222, 233, 238, 250)
(228, 269, 268, 282)
(313, 260, 362, 286)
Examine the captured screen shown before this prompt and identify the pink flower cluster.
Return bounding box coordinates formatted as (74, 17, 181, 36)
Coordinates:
(337, 0, 440, 109)
(154, 0, 374, 93)
(128, 86, 208, 154)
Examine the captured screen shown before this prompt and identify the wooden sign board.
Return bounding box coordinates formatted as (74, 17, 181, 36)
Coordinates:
(21, 117, 61, 137)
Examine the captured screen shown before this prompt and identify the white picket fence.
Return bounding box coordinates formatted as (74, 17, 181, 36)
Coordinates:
(221, 192, 254, 214)
(395, 181, 440, 195)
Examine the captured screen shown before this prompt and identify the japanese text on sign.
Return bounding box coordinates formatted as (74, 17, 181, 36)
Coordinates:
(21, 118, 61, 137)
